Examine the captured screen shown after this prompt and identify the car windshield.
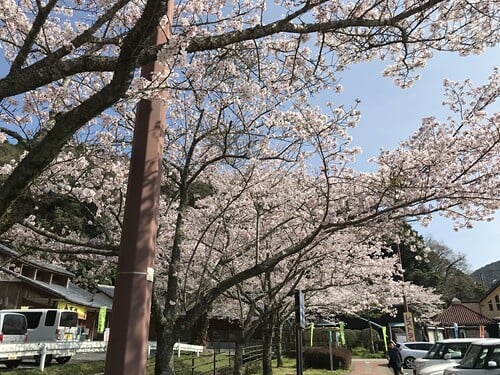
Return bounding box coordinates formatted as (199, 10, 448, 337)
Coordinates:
(445, 343, 470, 359)
(460, 345, 490, 369)
(425, 343, 446, 359)
(2, 314, 27, 334)
(60, 312, 77, 327)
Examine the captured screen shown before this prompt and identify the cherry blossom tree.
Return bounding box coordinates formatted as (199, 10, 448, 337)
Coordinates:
(0, 0, 498, 224)
(0, 1, 499, 374)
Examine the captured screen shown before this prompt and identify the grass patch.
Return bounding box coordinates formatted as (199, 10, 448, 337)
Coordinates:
(1, 353, 232, 375)
(273, 357, 345, 375)
(1, 361, 107, 375)
(4, 351, 387, 374)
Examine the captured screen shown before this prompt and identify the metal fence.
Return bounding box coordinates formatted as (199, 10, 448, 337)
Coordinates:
(0, 341, 203, 372)
(173, 343, 264, 375)
(0, 341, 262, 373)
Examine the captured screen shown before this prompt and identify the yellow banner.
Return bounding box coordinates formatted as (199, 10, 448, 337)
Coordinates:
(57, 301, 87, 320)
(403, 312, 416, 342)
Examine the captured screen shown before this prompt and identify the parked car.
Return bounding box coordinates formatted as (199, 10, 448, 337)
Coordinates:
(397, 341, 434, 369)
(418, 362, 463, 375)
(443, 339, 500, 375)
(1, 309, 78, 365)
(0, 312, 28, 369)
(414, 338, 482, 375)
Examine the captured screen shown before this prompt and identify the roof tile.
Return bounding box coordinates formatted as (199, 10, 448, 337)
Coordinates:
(435, 303, 495, 325)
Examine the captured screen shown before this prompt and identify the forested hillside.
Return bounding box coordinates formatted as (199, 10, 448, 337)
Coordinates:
(398, 228, 487, 303)
(471, 261, 500, 288)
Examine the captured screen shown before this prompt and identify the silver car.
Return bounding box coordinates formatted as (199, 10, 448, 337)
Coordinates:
(444, 339, 500, 375)
(414, 338, 481, 375)
(398, 341, 434, 369)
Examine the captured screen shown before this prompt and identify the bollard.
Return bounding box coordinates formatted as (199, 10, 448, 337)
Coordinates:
(39, 344, 47, 372)
(213, 350, 216, 375)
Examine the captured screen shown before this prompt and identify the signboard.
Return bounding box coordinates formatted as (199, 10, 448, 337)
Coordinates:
(295, 290, 305, 329)
(403, 312, 415, 342)
(294, 289, 305, 375)
(57, 301, 87, 320)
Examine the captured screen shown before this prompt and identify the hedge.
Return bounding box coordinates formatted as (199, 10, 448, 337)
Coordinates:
(303, 346, 352, 370)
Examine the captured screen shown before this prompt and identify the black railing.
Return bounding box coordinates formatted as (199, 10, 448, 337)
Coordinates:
(241, 344, 263, 365)
(176, 343, 263, 375)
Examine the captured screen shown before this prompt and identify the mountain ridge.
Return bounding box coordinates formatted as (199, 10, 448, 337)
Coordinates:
(471, 260, 500, 288)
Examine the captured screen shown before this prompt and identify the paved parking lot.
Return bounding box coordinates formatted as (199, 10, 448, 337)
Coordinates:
(351, 359, 412, 375)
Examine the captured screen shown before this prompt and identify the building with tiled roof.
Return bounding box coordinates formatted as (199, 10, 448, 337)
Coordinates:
(428, 298, 498, 340)
(0, 243, 113, 340)
(436, 299, 496, 325)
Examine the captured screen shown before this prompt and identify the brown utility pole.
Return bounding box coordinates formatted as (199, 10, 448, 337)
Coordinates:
(104, 2, 173, 374)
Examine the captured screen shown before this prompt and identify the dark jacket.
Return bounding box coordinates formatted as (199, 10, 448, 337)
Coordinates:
(388, 347, 403, 368)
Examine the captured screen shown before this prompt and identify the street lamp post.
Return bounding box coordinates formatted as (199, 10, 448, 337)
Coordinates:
(396, 243, 416, 342)
(396, 243, 409, 313)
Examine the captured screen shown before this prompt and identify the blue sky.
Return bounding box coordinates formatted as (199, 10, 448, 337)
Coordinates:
(0, 14, 497, 272)
(330, 47, 499, 272)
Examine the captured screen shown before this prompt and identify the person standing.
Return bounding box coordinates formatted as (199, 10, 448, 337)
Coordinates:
(387, 342, 403, 375)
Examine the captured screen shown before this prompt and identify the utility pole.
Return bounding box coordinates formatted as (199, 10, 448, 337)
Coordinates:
(104, 2, 173, 374)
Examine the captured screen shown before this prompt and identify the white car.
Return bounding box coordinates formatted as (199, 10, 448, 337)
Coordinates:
(398, 341, 434, 369)
(418, 362, 464, 375)
(414, 338, 482, 375)
(444, 339, 500, 375)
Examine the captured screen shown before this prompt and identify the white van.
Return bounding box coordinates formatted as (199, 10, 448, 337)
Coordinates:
(1, 309, 78, 364)
(0, 312, 28, 368)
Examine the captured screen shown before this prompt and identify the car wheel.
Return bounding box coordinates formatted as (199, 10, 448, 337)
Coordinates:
(55, 356, 72, 364)
(4, 360, 22, 369)
(404, 356, 415, 369)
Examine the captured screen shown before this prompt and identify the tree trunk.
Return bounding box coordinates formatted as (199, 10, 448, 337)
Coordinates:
(151, 291, 178, 375)
(262, 314, 275, 375)
(274, 321, 283, 368)
(232, 341, 244, 375)
(192, 309, 210, 346)
(154, 325, 176, 375)
(369, 325, 375, 353)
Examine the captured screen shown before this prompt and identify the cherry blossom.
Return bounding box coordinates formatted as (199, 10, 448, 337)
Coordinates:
(0, 0, 499, 374)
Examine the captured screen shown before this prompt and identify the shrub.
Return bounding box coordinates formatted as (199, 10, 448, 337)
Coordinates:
(358, 327, 380, 350)
(303, 346, 352, 370)
(243, 362, 262, 375)
(343, 329, 359, 348)
(304, 328, 332, 347)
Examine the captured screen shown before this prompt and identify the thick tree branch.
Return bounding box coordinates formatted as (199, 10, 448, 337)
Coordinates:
(10, 0, 58, 72)
(0, 0, 447, 98)
(0, 0, 171, 228)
